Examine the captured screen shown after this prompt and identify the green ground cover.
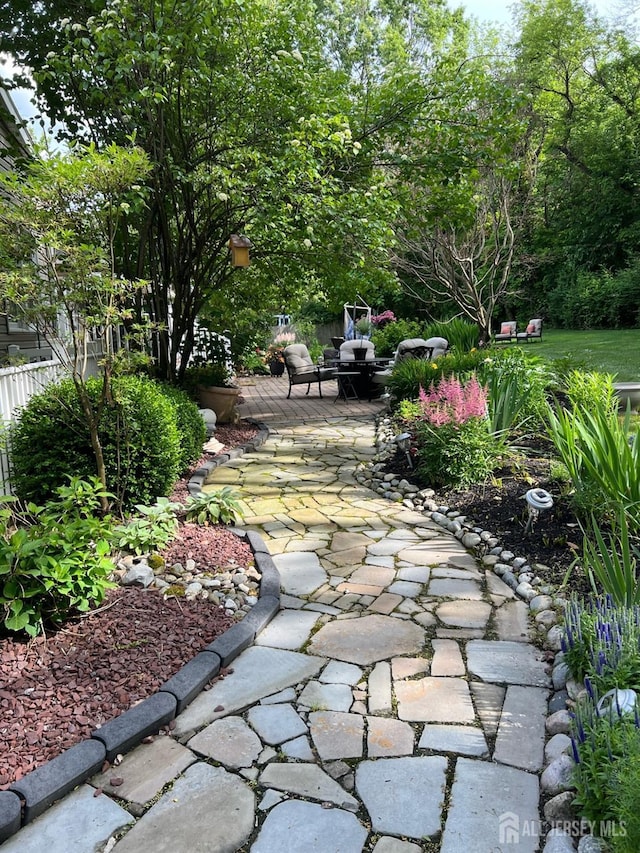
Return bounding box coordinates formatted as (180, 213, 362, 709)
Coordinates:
(519, 329, 640, 380)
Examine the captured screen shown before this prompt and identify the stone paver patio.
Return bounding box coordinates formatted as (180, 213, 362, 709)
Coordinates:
(5, 394, 552, 852)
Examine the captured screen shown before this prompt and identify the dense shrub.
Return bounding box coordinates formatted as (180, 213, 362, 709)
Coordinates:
(563, 369, 618, 418)
(424, 318, 480, 352)
(157, 383, 207, 471)
(11, 375, 182, 512)
(400, 376, 503, 489)
(388, 349, 487, 402)
(547, 261, 640, 329)
(371, 318, 425, 357)
(478, 348, 552, 431)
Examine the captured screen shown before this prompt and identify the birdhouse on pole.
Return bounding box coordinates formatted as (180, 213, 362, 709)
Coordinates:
(229, 234, 251, 267)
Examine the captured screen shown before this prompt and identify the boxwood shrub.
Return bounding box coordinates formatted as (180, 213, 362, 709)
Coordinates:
(11, 375, 182, 511)
(156, 383, 207, 472)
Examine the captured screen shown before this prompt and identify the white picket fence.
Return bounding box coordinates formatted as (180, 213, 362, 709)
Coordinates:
(0, 360, 66, 495)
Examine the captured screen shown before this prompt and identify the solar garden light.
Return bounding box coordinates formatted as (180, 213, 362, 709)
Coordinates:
(395, 432, 413, 468)
(524, 487, 553, 535)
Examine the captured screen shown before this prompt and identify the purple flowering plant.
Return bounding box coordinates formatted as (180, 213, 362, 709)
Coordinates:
(562, 593, 640, 695)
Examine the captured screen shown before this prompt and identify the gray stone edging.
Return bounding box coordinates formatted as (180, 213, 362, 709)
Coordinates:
(365, 414, 597, 851)
(1, 418, 279, 841)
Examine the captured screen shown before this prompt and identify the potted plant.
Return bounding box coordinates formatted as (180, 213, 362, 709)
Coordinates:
(264, 344, 285, 376)
(182, 364, 241, 424)
(354, 317, 373, 360)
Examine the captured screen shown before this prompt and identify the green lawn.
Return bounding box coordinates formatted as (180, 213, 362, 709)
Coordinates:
(512, 329, 640, 381)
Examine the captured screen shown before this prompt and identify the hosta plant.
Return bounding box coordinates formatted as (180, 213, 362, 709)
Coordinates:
(184, 487, 242, 525)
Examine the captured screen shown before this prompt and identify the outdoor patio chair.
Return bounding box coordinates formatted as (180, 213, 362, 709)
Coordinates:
(395, 338, 434, 361)
(494, 320, 517, 343)
(283, 344, 337, 399)
(372, 336, 448, 389)
(516, 318, 543, 343)
(339, 339, 376, 361)
(424, 336, 449, 359)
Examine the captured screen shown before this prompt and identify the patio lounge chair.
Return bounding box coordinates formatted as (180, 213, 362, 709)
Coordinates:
(494, 320, 517, 343)
(371, 336, 449, 389)
(516, 318, 543, 343)
(283, 344, 337, 399)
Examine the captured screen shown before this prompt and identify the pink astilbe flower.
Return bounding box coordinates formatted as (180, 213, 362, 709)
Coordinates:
(418, 375, 488, 427)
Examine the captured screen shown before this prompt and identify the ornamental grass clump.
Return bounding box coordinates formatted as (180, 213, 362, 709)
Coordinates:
(412, 375, 502, 488)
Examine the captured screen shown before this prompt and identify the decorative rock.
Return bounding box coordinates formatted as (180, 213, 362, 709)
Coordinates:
(536, 610, 558, 629)
(461, 532, 481, 548)
(545, 733, 572, 763)
(546, 710, 572, 735)
(549, 690, 569, 714)
(540, 754, 576, 795)
(546, 625, 566, 651)
(530, 594, 554, 613)
(543, 828, 576, 853)
(552, 663, 570, 692)
(121, 564, 155, 588)
(577, 837, 609, 852)
(543, 791, 576, 825)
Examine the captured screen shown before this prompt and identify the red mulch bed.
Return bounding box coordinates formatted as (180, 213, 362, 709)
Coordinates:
(0, 421, 260, 790)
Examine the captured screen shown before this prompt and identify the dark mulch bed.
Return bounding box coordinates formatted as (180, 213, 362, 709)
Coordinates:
(0, 420, 260, 790)
(385, 434, 591, 597)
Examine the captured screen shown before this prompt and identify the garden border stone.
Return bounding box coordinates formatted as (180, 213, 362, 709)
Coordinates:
(3, 419, 278, 840)
(0, 791, 23, 841)
(10, 740, 106, 824)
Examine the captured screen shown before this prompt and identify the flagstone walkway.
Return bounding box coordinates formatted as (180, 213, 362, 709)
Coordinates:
(6, 414, 552, 852)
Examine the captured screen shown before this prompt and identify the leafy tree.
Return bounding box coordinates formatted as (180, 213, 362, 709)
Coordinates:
(5, 0, 402, 378)
(513, 0, 640, 301)
(0, 142, 152, 511)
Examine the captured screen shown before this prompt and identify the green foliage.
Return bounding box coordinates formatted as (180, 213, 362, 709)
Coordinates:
(611, 746, 640, 852)
(546, 399, 640, 527)
(388, 349, 487, 402)
(184, 487, 243, 526)
(11, 375, 182, 513)
(156, 384, 207, 471)
(571, 695, 639, 824)
(181, 364, 235, 397)
(355, 317, 373, 337)
(478, 348, 552, 432)
(112, 498, 181, 555)
(547, 266, 640, 330)
(582, 511, 640, 608)
(0, 478, 116, 637)
(562, 594, 640, 694)
(563, 369, 619, 418)
(371, 319, 425, 357)
(414, 417, 502, 489)
(424, 318, 480, 352)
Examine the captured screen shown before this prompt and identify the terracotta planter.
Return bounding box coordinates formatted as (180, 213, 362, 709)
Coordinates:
(197, 385, 241, 424)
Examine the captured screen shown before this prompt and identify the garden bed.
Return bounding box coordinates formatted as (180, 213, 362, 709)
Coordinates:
(0, 421, 260, 790)
(385, 435, 591, 597)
